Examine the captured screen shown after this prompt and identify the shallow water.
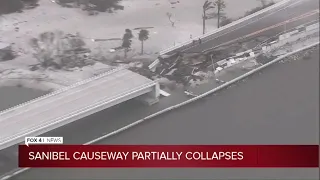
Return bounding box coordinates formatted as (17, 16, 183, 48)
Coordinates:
(0, 0, 39, 15)
(0, 86, 47, 111)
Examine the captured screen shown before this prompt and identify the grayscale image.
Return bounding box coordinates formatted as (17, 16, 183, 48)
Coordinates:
(0, 0, 319, 179)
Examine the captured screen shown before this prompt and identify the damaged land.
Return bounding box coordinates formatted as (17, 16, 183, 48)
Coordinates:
(128, 26, 319, 90)
(130, 35, 270, 87)
(0, 0, 281, 91)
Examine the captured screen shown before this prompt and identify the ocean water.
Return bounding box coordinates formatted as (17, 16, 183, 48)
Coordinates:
(0, 86, 47, 111)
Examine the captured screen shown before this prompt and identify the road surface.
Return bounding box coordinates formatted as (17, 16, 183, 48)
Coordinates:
(0, 0, 319, 178)
(10, 45, 319, 180)
(172, 0, 319, 53)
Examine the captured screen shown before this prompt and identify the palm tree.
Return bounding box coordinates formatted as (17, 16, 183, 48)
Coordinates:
(122, 29, 133, 58)
(202, 0, 215, 34)
(213, 0, 226, 28)
(138, 29, 149, 55)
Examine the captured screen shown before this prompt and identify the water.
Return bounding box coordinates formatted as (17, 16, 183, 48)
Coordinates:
(15, 47, 319, 179)
(0, 0, 39, 15)
(0, 86, 47, 111)
(0, 0, 124, 15)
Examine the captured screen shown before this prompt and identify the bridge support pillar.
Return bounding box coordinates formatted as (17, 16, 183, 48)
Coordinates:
(137, 82, 160, 106)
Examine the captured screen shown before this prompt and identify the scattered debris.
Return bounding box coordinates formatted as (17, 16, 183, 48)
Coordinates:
(160, 89, 171, 97)
(184, 90, 197, 97)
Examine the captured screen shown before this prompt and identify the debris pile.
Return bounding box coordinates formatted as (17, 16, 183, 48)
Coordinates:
(280, 44, 318, 63)
(150, 43, 251, 86)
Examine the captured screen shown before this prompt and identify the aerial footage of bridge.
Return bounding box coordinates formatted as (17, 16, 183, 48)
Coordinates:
(0, 0, 319, 179)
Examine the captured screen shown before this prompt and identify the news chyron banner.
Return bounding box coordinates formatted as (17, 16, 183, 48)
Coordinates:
(18, 143, 319, 168)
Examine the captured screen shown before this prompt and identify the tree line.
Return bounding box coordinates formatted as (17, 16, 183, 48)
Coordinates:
(202, 0, 226, 34)
(121, 29, 150, 58)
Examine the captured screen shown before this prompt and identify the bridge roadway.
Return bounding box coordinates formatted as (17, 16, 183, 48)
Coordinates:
(168, 0, 319, 54)
(15, 46, 320, 180)
(0, 0, 319, 178)
(0, 68, 159, 150)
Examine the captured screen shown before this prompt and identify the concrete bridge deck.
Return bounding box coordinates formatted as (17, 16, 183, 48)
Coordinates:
(0, 67, 159, 150)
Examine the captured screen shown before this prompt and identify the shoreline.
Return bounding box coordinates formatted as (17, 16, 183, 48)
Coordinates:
(1, 27, 318, 93)
(0, 78, 64, 92)
(0, 0, 278, 92)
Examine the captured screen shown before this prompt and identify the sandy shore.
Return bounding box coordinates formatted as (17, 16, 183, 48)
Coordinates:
(0, 0, 278, 91)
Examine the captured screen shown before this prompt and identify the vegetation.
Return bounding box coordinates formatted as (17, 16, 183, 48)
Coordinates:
(55, 0, 124, 13)
(29, 31, 95, 69)
(166, 12, 176, 27)
(213, 0, 226, 28)
(0, 0, 123, 15)
(202, 0, 215, 34)
(138, 29, 149, 55)
(121, 29, 133, 58)
(218, 1, 275, 27)
(219, 17, 233, 27)
(0, 42, 16, 61)
(257, 0, 269, 7)
(0, 0, 39, 15)
(202, 0, 226, 33)
(244, 1, 275, 16)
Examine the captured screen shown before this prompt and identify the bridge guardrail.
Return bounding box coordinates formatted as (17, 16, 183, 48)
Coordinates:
(159, 0, 292, 55)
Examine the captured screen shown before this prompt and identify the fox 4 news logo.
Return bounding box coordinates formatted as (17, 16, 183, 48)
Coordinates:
(25, 137, 63, 146)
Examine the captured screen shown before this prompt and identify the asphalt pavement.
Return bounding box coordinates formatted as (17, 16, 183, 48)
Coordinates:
(0, 0, 319, 178)
(178, 0, 319, 53)
(10, 44, 319, 180)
